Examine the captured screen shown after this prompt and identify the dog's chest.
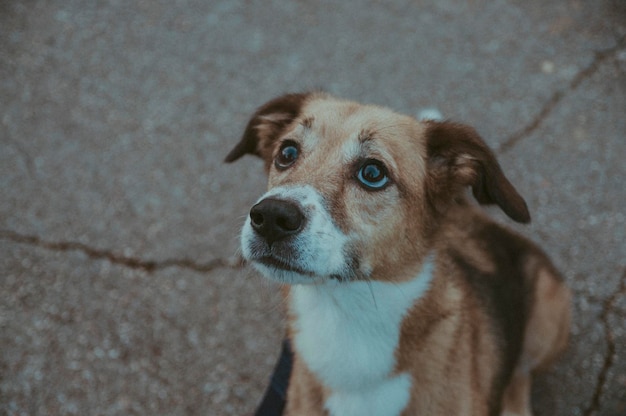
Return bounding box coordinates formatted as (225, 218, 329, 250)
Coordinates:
(289, 260, 433, 416)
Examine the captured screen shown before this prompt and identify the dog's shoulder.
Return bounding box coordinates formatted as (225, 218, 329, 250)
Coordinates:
(438, 203, 538, 275)
(436, 205, 537, 404)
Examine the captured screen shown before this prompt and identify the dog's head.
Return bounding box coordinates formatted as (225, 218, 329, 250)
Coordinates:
(226, 92, 529, 285)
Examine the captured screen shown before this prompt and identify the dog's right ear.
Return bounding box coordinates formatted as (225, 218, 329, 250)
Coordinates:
(224, 93, 312, 167)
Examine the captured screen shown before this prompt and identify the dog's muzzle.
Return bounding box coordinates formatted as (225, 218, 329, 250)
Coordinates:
(241, 185, 354, 283)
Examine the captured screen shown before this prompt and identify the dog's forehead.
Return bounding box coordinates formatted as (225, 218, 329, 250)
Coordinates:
(298, 97, 426, 167)
(302, 98, 404, 134)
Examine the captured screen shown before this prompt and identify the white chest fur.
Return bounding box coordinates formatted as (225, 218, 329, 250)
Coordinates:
(289, 258, 435, 416)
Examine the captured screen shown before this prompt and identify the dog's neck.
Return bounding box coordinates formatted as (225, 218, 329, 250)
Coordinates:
(288, 256, 435, 413)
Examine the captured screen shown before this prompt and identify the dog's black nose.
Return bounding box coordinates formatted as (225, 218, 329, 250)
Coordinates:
(249, 198, 305, 244)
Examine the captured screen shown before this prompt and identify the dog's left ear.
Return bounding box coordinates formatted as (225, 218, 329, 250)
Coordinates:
(224, 93, 312, 168)
(425, 121, 530, 223)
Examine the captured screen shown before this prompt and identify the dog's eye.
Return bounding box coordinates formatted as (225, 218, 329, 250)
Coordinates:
(275, 141, 299, 169)
(357, 160, 389, 190)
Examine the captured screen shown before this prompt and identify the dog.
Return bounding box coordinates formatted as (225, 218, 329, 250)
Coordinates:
(225, 92, 571, 416)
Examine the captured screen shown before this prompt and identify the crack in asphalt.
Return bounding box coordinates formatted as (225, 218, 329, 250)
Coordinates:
(497, 35, 626, 153)
(0, 229, 243, 274)
(583, 267, 626, 416)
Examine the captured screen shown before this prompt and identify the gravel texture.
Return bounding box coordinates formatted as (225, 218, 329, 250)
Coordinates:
(1, 1, 625, 415)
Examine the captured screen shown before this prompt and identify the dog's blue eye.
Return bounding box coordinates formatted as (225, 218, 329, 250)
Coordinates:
(357, 160, 389, 190)
(275, 141, 299, 169)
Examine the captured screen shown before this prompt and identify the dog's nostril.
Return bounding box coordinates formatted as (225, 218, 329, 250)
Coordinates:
(249, 198, 304, 243)
(276, 215, 300, 232)
(250, 211, 264, 227)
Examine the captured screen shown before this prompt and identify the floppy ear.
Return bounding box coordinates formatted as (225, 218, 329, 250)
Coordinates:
(424, 121, 530, 223)
(224, 93, 312, 168)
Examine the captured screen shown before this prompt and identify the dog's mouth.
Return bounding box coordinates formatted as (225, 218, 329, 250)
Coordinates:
(255, 255, 314, 276)
(253, 255, 354, 283)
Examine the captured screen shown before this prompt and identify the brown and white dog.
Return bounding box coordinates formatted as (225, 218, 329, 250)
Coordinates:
(225, 92, 571, 416)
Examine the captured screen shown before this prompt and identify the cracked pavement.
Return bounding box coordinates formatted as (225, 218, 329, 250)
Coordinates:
(1, 1, 625, 415)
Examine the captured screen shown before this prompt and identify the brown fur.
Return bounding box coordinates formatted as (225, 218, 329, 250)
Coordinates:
(227, 93, 571, 416)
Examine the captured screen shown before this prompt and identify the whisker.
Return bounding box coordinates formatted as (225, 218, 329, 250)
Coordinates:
(365, 278, 378, 310)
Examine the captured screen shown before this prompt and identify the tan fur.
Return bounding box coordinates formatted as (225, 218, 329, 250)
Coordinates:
(501, 266, 572, 416)
(285, 356, 328, 414)
(227, 93, 571, 416)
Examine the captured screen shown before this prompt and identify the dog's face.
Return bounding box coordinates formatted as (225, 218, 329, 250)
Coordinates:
(226, 93, 529, 285)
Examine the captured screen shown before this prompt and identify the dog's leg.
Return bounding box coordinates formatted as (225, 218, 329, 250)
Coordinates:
(501, 260, 571, 416)
(284, 356, 328, 416)
(501, 369, 533, 416)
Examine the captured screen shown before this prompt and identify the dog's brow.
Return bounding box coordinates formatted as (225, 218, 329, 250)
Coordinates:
(358, 129, 376, 143)
(301, 117, 314, 129)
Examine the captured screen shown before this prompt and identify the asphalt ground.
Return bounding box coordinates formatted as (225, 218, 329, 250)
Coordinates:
(1, 1, 625, 415)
